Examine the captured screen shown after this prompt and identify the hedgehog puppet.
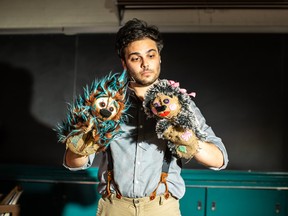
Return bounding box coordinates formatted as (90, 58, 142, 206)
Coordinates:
(143, 79, 208, 160)
(55, 70, 129, 156)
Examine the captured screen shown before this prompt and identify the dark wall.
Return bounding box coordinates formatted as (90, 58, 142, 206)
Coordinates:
(0, 33, 286, 172)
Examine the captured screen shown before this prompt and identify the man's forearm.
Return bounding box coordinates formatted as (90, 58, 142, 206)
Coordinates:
(194, 140, 224, 169)
(65, 149, 89, 168)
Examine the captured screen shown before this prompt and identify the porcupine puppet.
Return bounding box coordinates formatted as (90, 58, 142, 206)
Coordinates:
(55, 70, 129, 156)
(143, 79, 208, 160)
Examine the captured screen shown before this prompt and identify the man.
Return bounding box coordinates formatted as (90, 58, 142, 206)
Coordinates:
(64, 18, 228, 216)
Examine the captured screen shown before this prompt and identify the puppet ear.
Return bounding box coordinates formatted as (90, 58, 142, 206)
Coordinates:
(115, 70, 128, 96)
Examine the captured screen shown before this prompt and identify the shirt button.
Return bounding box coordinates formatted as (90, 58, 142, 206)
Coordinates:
(139, 125, 143, 128)
(137, 162, 140, 165)
(135, 180, 139, 184)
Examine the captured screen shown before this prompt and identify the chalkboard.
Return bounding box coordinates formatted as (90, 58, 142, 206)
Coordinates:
(0, 33, 287, 171)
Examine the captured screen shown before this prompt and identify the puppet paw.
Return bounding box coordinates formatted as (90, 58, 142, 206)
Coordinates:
(66, 132, 103, 156)
(155, 119, 170, 137)
(163, 126, 199, 159)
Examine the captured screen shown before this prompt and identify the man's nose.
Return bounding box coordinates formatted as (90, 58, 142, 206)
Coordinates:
(141, 59, 149, 69)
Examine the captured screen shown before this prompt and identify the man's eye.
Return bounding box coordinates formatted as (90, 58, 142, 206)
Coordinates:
(153, 102, 160, 107)
(131, 57, 139, 62)
(163, 99, 170, 104)
(149, 54, 155, 58)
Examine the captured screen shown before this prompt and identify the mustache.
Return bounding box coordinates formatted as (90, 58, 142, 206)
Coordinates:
(140, 68, 152, 74)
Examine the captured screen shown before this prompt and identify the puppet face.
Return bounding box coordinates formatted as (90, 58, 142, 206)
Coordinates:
(150, 93, 181, 119)
(92, 96, 120, 121)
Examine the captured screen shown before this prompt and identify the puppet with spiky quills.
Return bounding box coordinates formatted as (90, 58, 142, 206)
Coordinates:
(55, 70, 129, 156)
(143, 79, 208, 160)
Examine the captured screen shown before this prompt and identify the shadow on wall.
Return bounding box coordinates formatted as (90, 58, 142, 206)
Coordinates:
(0, 62, 64, 166)
(0, 62, 99, 216)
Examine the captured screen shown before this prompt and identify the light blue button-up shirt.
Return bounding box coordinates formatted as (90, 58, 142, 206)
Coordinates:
(64, 85, 228, 199)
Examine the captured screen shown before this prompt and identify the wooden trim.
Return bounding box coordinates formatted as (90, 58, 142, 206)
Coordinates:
(115, 0, 288, 24)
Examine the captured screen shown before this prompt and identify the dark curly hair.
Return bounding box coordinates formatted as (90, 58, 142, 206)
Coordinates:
(115, 18, 164, 59)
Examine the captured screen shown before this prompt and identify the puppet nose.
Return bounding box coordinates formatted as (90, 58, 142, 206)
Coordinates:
(100, 109, 112, 118)
(155, 105, 167, 112)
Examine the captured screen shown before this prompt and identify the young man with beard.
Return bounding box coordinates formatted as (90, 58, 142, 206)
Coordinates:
(64, 18, 228, 216)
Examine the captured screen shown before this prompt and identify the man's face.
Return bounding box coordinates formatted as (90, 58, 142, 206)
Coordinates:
(122, 38, 161, 87)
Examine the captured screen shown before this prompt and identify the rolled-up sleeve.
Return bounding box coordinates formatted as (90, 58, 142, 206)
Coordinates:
(192, 101, 229, 170)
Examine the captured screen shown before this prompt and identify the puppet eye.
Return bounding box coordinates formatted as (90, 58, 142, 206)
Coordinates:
(100, 101, 106, 107)
(163, 99, 170, 104)
(94, 97, 109, 108)
(107, 102, 118, 119)
(153, 102, 161, 107)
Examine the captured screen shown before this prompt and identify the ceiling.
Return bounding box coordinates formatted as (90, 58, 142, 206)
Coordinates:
(0, 0, 288, 34)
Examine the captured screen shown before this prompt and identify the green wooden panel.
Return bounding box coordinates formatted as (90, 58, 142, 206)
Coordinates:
(180, 187, 206, 216)
(62, 202, 98, 216)
(206, 188, 288, 216)
(0, 181, 100, 216)
(181, 169, 288, 188)
(1, 165, 288, 216)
